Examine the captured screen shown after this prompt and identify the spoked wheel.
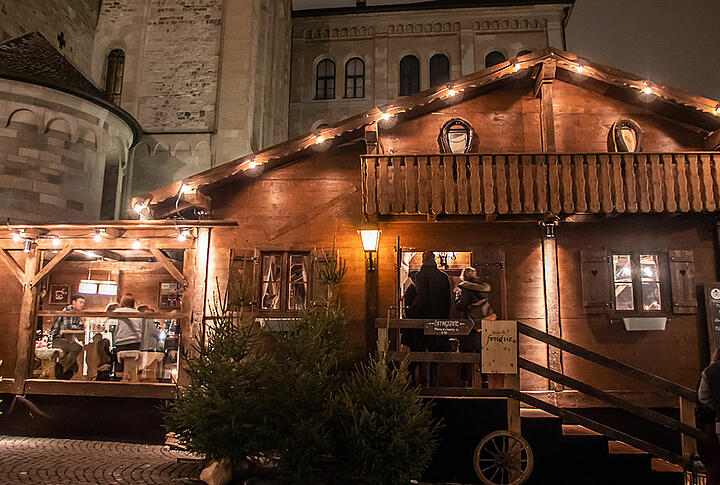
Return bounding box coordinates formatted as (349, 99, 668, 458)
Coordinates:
(473, 430, 534, 485)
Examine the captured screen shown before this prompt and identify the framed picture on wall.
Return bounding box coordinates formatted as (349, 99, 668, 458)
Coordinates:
(159, 282, 183, 310)
(49, 284, 71, 305)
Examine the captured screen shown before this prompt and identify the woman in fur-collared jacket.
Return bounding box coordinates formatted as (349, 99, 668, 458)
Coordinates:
(455, 267, 497, 386)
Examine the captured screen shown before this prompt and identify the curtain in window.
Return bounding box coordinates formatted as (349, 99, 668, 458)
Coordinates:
(105, 49, 125, 105)
(399, 55, 420, 96)
(316, 59, 336, 99)
(429, 54, 450, 88)
(345, 58, 364, 98)
(485, 51, 507, 68)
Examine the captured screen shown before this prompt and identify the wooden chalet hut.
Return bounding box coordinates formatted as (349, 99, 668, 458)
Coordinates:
(1, 48, 720, 473)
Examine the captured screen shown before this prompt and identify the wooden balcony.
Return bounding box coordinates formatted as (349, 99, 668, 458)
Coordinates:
(361, 153, 720, 217)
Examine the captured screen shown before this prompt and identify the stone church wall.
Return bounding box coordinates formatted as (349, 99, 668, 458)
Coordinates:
(0, 0, 99, 78)
(0, 79, 133, 222)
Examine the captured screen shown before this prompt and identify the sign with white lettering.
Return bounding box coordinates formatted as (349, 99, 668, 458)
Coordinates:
(481, 320, 518, 374)
(704, 284, 720, 353)
(423, 319, 472, 336)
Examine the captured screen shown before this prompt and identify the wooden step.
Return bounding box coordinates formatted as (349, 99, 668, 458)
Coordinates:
(608, 440, 647, 455)
(520, 407, 556, 418)
(651, 458, 684, 473)
(561, 424, 602, 436)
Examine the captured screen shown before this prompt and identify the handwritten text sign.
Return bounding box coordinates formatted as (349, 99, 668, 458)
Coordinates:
(481, 320, 518, 374)
(423, 320, 472, 336)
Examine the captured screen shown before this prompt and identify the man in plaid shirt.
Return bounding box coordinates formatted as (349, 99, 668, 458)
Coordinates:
(49, 294, 86, 378)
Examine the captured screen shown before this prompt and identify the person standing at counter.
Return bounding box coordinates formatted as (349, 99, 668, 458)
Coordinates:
(49, 294, 86, 379)
(112, 293, 143, 375)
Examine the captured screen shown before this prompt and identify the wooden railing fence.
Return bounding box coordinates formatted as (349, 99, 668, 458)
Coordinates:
(362, 153, 720, 216)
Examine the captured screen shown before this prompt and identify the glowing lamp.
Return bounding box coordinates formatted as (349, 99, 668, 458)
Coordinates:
(12, 233, 21, 243)
(78, 280, 98, 294)
(98, 281, 118, 296)
(179, 184, 194, 195)
(23, 239, 33, 253)
(358, 229, 381, 272)
(641, 85, 653, 95)
(316, 135, 326, 144)
(574, 65, 585, 73)
(380, 112, 392, 121)
(51, 236, 61, 247)
(447, 88, 458, 96)
(248, 160, 261, 169)
(177, 229, 191, 242)
(133, 203, 147, 214)
(132, 240, 142, 250)
(512, 64, 521, 72)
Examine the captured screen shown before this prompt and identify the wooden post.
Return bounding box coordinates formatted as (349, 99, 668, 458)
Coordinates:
(178, 228, 210, 387)
(14, 247, 39, 394)
(542, 223, 563, 391)
(367, 249, 380, 355)
(679, 396, 696, 460)
(535, 59, 557, 152)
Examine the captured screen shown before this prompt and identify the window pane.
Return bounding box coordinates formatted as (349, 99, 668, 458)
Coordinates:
(261, 255, 282, 310)
(399, 55, 420, 96)
(485, 51, 507, 68)
(287, 255, 308, 310)
(612, 254, 632, 282)
(429, 54, 450, 87)
(642, 282, 661, 311)
(615, 283, 634, 311)
(640, 254, 659, 281)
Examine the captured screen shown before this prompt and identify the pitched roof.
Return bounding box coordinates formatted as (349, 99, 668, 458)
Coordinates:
(0, 32, 141, 143)
(147, 47, 720, 213)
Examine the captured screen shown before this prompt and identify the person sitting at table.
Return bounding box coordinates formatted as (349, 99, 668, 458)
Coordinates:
(137, 306, 162, 352)
(112, 293, 143, 378)
(49, 294, 86, 379)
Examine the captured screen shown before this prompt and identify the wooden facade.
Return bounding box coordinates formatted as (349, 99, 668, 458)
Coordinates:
(1, 49, 720, 449)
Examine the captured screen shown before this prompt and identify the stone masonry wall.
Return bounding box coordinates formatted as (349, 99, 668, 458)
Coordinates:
(0, 79, 133, 222)
(0, 0, 99, 78)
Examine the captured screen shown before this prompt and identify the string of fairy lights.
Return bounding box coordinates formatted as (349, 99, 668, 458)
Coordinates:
(128, 52, 720, 218)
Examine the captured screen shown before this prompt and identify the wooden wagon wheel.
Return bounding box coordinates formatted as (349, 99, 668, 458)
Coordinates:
(473, 430, 534, 485)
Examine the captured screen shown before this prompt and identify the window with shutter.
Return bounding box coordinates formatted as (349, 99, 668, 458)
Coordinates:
(669, 250, 697, 314)
(580, 250, 611, 313)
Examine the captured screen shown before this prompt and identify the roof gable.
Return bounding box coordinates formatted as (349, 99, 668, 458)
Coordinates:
(146, 47, 720, 212)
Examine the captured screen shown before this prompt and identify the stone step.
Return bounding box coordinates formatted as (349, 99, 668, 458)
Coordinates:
(607, 440, 647, 455)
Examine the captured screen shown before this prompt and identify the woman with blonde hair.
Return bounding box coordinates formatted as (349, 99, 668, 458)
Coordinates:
(454, 266, 496, 387)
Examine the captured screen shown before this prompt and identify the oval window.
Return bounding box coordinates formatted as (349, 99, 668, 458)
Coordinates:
(438, 118, 475, 153)
(609, 119, 643, 152)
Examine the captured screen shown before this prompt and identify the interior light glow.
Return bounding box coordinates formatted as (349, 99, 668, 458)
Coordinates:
(447, 88, 458, 96)
(358, 229, 381, 252)
(78, 280, 98, 294)
(132, 240, 142, 250)
(93, 228, 105, 243)
(177, 229, 190, 242)
(12, 233, 21, 243)
(98, 281, 118, 296)
(714, 106, 720, 116)
(133, 203, 147, 214)
(51, 236, 61, 247)
(179, 184, 194, 195)
(575, 65, 585, 73)
(248, 160, 260, 169)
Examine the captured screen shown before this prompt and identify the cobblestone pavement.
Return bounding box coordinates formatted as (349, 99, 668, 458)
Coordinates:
(0, 435, 204, 484)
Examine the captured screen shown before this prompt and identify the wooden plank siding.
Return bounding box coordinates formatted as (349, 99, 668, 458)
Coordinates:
(362, 153, 720, 216)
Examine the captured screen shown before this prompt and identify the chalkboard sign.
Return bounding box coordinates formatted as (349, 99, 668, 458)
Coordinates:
(704, 284, 720, 354)
(423, 320, 472, 336)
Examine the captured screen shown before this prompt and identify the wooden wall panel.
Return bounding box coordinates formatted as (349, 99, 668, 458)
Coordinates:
(553, 82, 706, 152)
(557, 215, 716, 390)
(0, 260, 22, 377)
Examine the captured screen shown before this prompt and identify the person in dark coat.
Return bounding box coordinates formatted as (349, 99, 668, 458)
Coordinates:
(698, 347, 720, 484)
(401, 271, 422, 385)
(455, 266, 497, 387)
(406, 251, 452, 387)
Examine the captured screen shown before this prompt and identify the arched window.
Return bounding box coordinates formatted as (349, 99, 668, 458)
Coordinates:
(485, 51, 507, 68)
(517, 50, 532, 57)
(105, 49, 125, 105)
(316, 59, 335, 100)
(609, 119, 643, 152)
(429, 53, 450, 88)
(345, 58, 364, 98)
(438, 118, 476, 154)
(399, 55, 420, 96)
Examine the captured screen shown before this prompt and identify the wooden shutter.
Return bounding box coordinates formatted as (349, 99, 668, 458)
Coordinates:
(669, 250, 697, 314)
(471, 248, 507, 319)
(229, 248, 260, 309)
(580, 250, 611, 313)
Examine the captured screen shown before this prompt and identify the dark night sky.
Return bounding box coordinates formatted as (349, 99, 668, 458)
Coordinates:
(293, 0, 720, 101)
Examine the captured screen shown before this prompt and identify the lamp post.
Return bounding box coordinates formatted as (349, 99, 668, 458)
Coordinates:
(359, 227, 381, 355)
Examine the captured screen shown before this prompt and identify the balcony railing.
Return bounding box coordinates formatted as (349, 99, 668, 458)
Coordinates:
(361, 153, 720, 216)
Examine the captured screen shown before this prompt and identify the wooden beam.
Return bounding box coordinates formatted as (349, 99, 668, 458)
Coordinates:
(705, 129, 720, 150)
(148, 245, 188, 287)
(542, 232, 563, 390)
(533, 58, 557, 98)
(0, 239, 195, 251)
(540, 83, 557, 152)
(14, 247, 39, 394)
(31, 245, 74, 287)
(23, 379, 177, 399)
(182, 190, 212, 211)
(36, 311, 187, 319)
(0, 249, 25, 284)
